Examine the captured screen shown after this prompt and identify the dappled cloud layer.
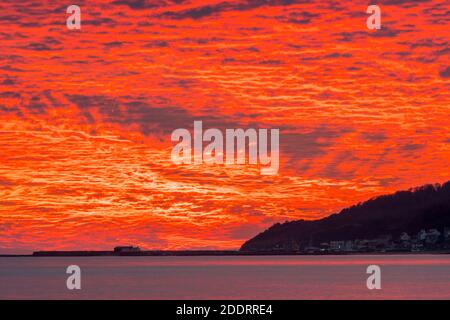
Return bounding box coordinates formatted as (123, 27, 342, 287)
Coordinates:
(0, 0, 449, 252)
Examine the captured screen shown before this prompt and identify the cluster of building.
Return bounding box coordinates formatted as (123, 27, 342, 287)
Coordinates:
(304, 228, 450, 254)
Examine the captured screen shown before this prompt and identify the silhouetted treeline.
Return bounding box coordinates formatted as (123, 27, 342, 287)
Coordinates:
(240, 181, 450, 252)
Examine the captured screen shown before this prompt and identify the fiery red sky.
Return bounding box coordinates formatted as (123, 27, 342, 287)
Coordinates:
(0, 0, 449, 253)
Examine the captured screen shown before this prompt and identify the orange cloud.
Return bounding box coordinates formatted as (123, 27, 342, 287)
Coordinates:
(0, 0, 449, 253)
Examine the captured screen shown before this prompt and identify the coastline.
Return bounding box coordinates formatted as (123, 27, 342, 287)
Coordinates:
(1, 250, 449, 257)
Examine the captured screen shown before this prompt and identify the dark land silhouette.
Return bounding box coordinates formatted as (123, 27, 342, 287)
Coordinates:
(2, 181, 450, 257)
(240, 181, 450, 253)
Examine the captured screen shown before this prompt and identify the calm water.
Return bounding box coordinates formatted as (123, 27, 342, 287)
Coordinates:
(1, 255, 449, 299)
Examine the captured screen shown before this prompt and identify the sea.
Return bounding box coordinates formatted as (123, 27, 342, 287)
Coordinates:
(1, 254, 449, 299)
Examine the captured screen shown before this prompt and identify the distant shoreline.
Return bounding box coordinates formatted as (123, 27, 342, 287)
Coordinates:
(1, 250, 449, 257)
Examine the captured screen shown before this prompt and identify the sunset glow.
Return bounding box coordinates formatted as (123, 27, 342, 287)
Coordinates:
(0, 0, 449, 253)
